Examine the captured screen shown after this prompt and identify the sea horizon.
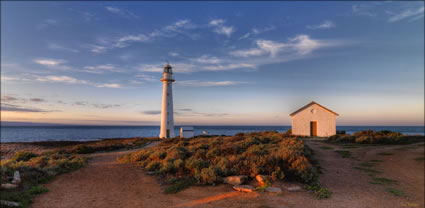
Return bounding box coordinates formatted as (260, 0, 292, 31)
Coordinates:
(1, 125, 424, 143)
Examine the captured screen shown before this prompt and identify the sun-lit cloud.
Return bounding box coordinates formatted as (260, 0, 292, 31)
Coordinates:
(230, 35, 333, 58)
(307, 20, 336, 30)
(209, 19, 235, 38)
(36, 75, 88, 84)
(34, 58, 67, 67)
(96, 83, 122, 88)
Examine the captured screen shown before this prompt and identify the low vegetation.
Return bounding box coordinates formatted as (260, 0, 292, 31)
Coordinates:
(1, 151, 87, 207)
(119, 131, 326, 197)
(335, 150, 352, 159)
(386, 188, 407, 197)
(327, 130, 424, 145)
(370, 177, 397, 185)
(0, 137, 156, 207)
(69, 137, 156, 154)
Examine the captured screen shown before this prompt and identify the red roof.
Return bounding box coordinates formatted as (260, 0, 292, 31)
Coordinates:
(290, 101, 339, 117)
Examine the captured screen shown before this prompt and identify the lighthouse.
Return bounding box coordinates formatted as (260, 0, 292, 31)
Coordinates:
(159, 63, 175, 138)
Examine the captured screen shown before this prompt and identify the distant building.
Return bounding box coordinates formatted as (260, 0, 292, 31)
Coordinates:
(159, 63, 175, 138)
(290, 101, 339, 137)
(180, 127, 194, 138)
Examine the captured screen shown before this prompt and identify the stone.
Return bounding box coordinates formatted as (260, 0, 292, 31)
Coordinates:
(146, 171, 155, 175)
(223, 175, 248, 185)
(12, 171, 21, 184)
(265, 187, 282, 193)
(255, 175, 271, 186)
(1, 200, 21, 207)
(286, 185, 302, 192)
(1, 183, 18, 189)
(233, 185, 255, 193)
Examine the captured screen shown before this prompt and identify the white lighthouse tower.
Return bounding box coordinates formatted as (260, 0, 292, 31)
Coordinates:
(159, 63, 175, 138)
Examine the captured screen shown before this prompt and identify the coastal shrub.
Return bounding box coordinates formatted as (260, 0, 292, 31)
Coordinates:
(1, 150, 87, 207)
(12, 151, 39, 162)
(71, 144, 95, 154)
(327, 130, 423, 145)
(125, 131, 319, 193)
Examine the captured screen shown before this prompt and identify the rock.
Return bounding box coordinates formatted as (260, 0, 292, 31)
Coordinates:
(223, 175, 248, 185)
(1, 200, 21, 207)
(233, 185, 255, 193)
(265, 187, 282, 193)
(255, 175, 271, 186)
(146, 171, 155, 175)
(1, 183, 18, 189)
(12, 171, 21, 184)
(286, 185, 302, 192)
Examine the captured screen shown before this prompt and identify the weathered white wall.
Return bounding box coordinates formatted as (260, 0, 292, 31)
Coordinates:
(291, 104, 336, 137)
(159, 72, 175, 138)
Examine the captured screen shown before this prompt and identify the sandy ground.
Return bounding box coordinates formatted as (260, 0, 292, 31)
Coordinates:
(31, 140, 424, 208)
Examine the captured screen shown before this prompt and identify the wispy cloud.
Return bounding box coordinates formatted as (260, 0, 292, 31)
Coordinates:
(230, 35, 330, 58)
(240, 26, 275, 40)
(169, 52, 180, 57)
(37, 19, 58, 29)
(388, 7, 424, 22)
(1, 95, 46, 103)
(203, 63, 256, 71)
(89, 19, 198, 53)
(83, 64, 124, 74)
(1, 103, 57, 113)
(209, 19, 235, 38)
(105, 6, 139, 19)
(29, 98, 45, 103)
(307, 20, 335, 30)
(352, 4, 377, 17)
(141, 110, 161, 115)
(48, 43, 79, 53)
(1, 96, 20, 102)
(177, 80, 247, 87)
(139, 35, 348, 73)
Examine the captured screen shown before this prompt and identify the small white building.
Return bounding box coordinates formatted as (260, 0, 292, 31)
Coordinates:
(290, 101, 339, 137)
(180, 127, 194, 138)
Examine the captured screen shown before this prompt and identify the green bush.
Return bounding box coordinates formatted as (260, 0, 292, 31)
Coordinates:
(126, 131, 319, 193)
(1, 150, 87, 208)
(12, 152, 38, 162)
(71, 144, 95, 154)
(327, 130, 423, 145)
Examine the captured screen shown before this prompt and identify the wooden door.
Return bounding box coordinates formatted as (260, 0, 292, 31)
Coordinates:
(166, 129, 170, 138)
(310, 121, 317, 137)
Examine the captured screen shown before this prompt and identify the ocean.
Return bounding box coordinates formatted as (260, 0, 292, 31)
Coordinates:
(0, 126, 424, 143)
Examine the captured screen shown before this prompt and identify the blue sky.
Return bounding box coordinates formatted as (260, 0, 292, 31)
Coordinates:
(1, 1, 424, 125)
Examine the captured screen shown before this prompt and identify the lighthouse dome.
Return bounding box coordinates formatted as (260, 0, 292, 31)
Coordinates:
(164, 63, 172, 73)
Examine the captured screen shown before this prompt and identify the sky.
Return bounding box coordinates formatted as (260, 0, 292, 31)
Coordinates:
(1, 1, 424, 126)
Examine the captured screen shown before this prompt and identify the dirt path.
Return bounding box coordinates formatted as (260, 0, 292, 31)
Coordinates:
(31, 141, 424, 208)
